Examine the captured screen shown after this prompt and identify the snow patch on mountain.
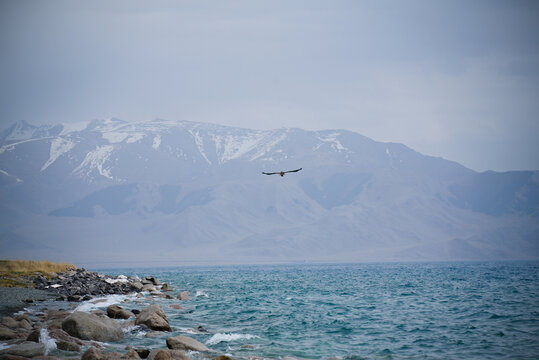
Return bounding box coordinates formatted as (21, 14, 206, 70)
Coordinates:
(60, 121, 90, 135)
(102, 132, 130, 143)
(3, 121, 36, 141)
(0, 169, 22, 182)
(152, 135, 161, 150)
(212, 131, 282, 163)
(189, 130, 212, 164)
(316, 132, 347, 152)
(249, 132, 288, 161)
(72, 145, 115, 180)
(41, 137, 76, 171)
(0, 138, 53, 155)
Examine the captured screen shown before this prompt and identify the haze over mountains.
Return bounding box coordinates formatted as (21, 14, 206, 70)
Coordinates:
(1, 118, 538, 267)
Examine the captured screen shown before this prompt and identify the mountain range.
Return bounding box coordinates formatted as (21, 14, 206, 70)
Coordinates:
(1, 118, 538, 267)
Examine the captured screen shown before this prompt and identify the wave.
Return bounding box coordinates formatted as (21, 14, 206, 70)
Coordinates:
(196, 290, 209, 298)
(105, 274, 130, 284)
(206, 333, 259, 346)
(75, 294, 130, 312)
(40, 328, 57, 355)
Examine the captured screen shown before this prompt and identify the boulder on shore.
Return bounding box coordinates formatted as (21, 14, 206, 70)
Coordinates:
(107, 304, 135, 319)
(62, 311, 124, 342)
(135, 304, 171, 331)
(148, 349, 192, 360)
(176, 291, 190, 301)
(0, 341, 45, 358)
(166, 335, 210, 352)
(0, 326, 18, 340)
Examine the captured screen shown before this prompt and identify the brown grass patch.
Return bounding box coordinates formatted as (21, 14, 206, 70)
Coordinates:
(0, 259, 76, 276)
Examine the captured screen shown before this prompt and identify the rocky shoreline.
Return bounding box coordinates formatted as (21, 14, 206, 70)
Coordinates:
(0, 268, 228, 360)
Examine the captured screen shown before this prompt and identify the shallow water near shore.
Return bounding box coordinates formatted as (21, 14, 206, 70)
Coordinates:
(10, 262, 539, 359)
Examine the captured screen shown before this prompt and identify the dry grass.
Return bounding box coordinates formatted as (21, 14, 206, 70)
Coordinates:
(0, 259, 76, 276)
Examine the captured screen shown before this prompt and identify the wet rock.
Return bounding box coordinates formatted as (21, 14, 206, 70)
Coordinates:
(153, 350, 172, 360)
(160, 284, 172, 292)
(81, 347, 103, 360)
(1, 317, 19, 329)
(107, 305, 134, 319)
(62, 311, 124, 342)
(56, 339, 81, 352)
(17, 319, 32, 330)
(134, 349, 150, 359)
(26, 329, 40, 342)
(148, 349, 191, 360)
(166, 335, 210, 352)
(46, 309, 71, 321)
(169, 351, 191, 360)
(0, 341, 46, 358)
(142, 284, 156, 292)
(67, 295, 81, 302)
(0, 326, 18, 340)
(125, 348, 142, 359)
(213, 356, 233, 360)
(135, 305, 171, 332)
(176, 292, 190, 301)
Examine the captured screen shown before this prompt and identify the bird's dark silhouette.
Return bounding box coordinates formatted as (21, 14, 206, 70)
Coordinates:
(262, 168, 302, 177)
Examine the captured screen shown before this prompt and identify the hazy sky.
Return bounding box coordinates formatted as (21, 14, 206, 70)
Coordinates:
(1, 0, 538, 172)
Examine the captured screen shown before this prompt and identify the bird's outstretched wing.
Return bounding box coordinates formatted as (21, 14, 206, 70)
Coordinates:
(262, 171, 280, 175)
(283, 168, 302, 173)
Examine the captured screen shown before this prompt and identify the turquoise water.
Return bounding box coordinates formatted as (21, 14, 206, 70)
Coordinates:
(97, 262, 538, 359)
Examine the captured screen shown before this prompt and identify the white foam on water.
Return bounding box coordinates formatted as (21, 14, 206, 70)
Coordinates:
(177, 327, 205, 335)
(195, 290, 209, 298)
(105, 275, 129, 284)
(40, 328, 57, 355)
(123, 324, 147, 337)
(206, 333, 260, 346)
(14, 307, 34, 316)
(0, 343, 10, 351)
(75, 294, 129, 312)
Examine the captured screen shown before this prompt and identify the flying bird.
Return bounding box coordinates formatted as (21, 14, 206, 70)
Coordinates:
(262, 168, 302, 177)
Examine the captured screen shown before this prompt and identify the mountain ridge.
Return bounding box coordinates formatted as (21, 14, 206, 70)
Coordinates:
(0, 118, 537, 267)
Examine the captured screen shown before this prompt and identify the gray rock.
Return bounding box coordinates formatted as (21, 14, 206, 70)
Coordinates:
(17, 318, 32, 330)
(142, 284, 156, 292)
(125, 348, 142, 359)
(213, 356, 234, 360)
(81, 347, 103, 360)
(135, 305, 171, 332)
(48, 327, 89, 346)
(26, 328, 40, 342)
(152, 349, 172, 360)
(1, 316, 19, 329)
(134, 348, 150, 358)
(166, 335, 210, 352)
(160, 283, 172, 292)
(0, 341, 46, 357)
(0, 326, 18, 340)
(56, 339, 81, 352)
(176, 292, 190, 301)
(131, 280, 144, 291)
(148, 349, 191, 360)
(107, 304, 134, 319)
(62, 311, 124, 342)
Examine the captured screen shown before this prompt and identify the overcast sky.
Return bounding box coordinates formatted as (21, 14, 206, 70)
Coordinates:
(1, 0, 538, 172)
